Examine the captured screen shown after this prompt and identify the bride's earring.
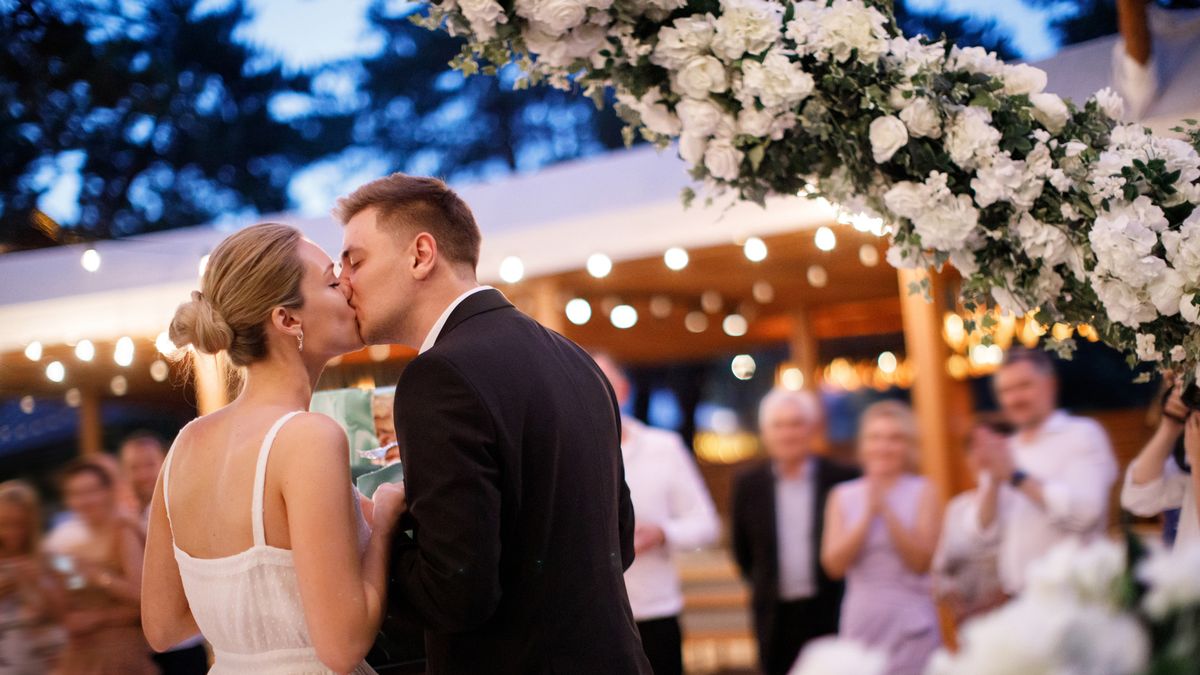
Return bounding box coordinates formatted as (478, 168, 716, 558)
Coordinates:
(297, 330, 304, 353)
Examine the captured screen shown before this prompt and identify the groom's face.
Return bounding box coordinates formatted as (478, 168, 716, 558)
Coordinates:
(341, 207, 414, 345)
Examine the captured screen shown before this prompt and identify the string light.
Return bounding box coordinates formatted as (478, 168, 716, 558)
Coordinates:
(150, 359, 170, 382)
(499, 256, 525, 284)
(859, 244, 880, 267)
(155, 331, 176, 355)
(806, 265, 828, 288)
(46, 361, 65, 383)
(649, 295, 673, 318)
(114, 336, 135, 367)
(110, 375, 128, 396)
(565, 298, 592, 325)
(610, 304, 638, 329)
(723, 314, 748, 337)
(731, 354, 757, 380)
(75, 340, 95, 362)
(587, 253, 613, 278)
(752, 281, 774, 304)
(81, 247, 101, 272)
(685, 311, 708, 333)
(663, 247, 689, 271)
(814, 226, 837, 252)
(24, 342, 42, 361)
(781, 367, 804, 391)
(743, 237, 767, 262)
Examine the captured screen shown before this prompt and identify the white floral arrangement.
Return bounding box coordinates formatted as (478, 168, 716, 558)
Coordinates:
(417, 0, 1200, 376)
(784, 539, 1200, 675)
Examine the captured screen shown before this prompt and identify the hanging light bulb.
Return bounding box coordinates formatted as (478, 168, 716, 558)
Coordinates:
(24, 341, 43, 361)
(114, 336, 135, 367)
(701, 291, 723, 314)
(806, 265, 828, 288)
(859, 244, 880, 267)
(46, 361, 65, 383)
(81, 247, 101, 272)
(743, 237, 768, 262)
(565, 298, 592, 325)
(663, 247, 689, 271)
(75, 340, 95, 362)
(780, 367, 804, 391)
(587, 253, 613, 278)
(110, 375, 128, 396)
(723, 314, 748, 337)
(649, 295, 673, 318)
(752, 281, 774, 304)
(150, 359, 170, 382)
(610, 304, 638, 329)
(731, 355, 757, 380)
(499, 256, 525, 283)
(814, 226, 837, 252)
(684, 311, 708, 333)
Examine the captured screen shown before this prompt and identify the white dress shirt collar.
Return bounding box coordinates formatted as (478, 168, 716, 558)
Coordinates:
(418, 285, 492, 354)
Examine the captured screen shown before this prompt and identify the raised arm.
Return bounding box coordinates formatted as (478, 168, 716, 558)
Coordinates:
(390, 354, 503, 633)
(281, 414, 404, 674)
(142, 465, 200, 651)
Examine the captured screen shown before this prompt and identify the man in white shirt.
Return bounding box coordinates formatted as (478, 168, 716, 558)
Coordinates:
(119, 431, 209, 674)
(594, 354, 720, 675)
(969, 348, 1118, 595)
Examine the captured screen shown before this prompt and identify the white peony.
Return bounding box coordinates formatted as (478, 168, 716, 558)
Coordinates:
(651, 16, 716, 70)
(946, 106, 1002, 169)
(676, 98, 725, 137)
(1094, 86, 1126, 121)
(1001, 63, 1048, 95)
(459, 0, 508, 40)
(671, 55, 729, 99)
(738, 50, 815, 110)
(912, 193, 979, 251)
(869, 115, 908, 163)
(1030, 92, 1070, 133)
(786, 0, 889, 64)
(788, 637, 886, 675)
(703, 137, 744, 181)
(899, 97, 942, 138)
(710, 0, 782, 62)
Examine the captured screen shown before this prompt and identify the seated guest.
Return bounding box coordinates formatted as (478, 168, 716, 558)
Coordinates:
(1122, 376, 1196, 547)
(120, 432, 209, 675)
(932, 416, 1011, 626)
(44, 460, 157, 675)
(968, 348, 1118, 594)
(594, 354, 720, 675)
(732, 388, 857, 675)
(823, 400, 942, 675)
(0, 480, 66, 673)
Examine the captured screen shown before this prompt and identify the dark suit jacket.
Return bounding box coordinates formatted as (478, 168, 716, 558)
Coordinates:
(730, 457, 859, 663)
(384, 289, 651, 674)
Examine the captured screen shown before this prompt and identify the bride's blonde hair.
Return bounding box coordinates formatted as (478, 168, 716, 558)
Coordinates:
(169, 223, 305, 367)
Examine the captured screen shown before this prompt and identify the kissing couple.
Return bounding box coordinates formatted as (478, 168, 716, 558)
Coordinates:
(141, 174, 654, 674)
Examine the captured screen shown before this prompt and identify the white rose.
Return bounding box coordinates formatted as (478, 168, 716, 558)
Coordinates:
(651, 16, 715, 70)
(1182, 293, 1200, 324)
(912, 194, 979, 251)
(1030, 92, 1070, 133)
(946, 106, 1002, 169)
(678, 133, 708, 165)
(671, 55, 729, 99)
(521, 22, 572, 66)
(737, 108, 775, 138)
(738, 50, 814, 109)
(710, 0, 783, 62)
(676, 98, 724, 137)
(899, 97, 941, 138)
(1094, 86, 1125, 121)
(623, 90, 681, 136)
(703, 137, 744, 181)
(515, 0, 587, 33)
(459, 0, 508, 39)
(949, 45, 1003, 76)
(882, 181, 927, 220)
(1148, 269, 1185, 316)
(1002, 63, 1048, 95)
(869, 115, 908, 163)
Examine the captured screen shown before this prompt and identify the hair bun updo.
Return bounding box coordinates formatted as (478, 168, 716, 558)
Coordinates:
(169, 290, 235, 356)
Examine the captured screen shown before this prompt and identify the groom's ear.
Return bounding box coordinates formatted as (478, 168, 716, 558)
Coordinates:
(410, 232, 438, 281)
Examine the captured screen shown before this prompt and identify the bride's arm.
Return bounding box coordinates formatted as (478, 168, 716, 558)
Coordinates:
(282, 413, 402, 674)
(142, 470, 200, 651)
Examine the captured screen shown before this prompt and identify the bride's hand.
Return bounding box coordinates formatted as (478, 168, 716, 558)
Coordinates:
(372, 482, 407, 530)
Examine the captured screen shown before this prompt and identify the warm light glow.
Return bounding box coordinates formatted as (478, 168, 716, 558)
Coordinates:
(565, 298, 592, 325)
(368, 345, 392, 362)
(743, 237, 768, 262)
(685, 311, 708, 333)
(943, 313, 966, 351)
(731, 354, 757, 380)
(114, 336, 135, 367)
(24, 341, 42, 361)
(81, 247, 101, 272)
(722, 314, 748, 337)
(752, 281, 774, 304)
(859, 244, 879, 267)
(46, 361, 65, 383)
(155, 331, 177, 355)
(970, 343, 1004, 367)
(664, 247, 689, 271)
(65, 388, 82, 407)
(781, 367, 804, 391)
(701, 291, 723, 314)
(74, 340, 95, 362)
(878, 351, 898, 374)
(1051, 323, 1073, 341)
(611, 304, 638, 329)
(649, 295, 673, 318)
(587, 253, 613, 278)
(814, 226, 837, 252)
(840, 211, 887, 236)
(947, 354, 971, 380)
(199, 254, 210, 278)
(150, 359, 170, 382)
(806, 265, 828, 288)
(499, 256, 525, 283)
(19, 396, 35, 414)
(111, 375, 128, 396)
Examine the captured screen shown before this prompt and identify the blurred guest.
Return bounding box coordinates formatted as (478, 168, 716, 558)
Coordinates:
(44, 460, 157, 675)
(371, 391, 400, 465)
(969, 348, 1118, 594)
(932, 417, 1011, 626)
(594, 354, 720, 675)
(822, 400, 941, 675)
(0, 481, 66, 674)
(119, 433, 209, 675)
(1122, 376, 1196, 546)
(732, 388, 857, 675)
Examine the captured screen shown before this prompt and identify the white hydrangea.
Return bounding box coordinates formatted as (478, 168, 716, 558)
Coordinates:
(946, 106, 1002, 170)
(737, 50, 815, 110)
(788, 637, 887, 675)
(1161, 209, 1200, 278)
(899, 97, 942, 138)
(1024, 539, 1125, 607)
(1093, 277, 1159, 327)
(971, 153, 1043, 210)
(1183, 293, 1200, 324)
(622, 0, 686, 21)
(912, 193, 980, 251)
(1139, 542, 1200, 619)
(710, 0, 782, 62)
(886, 35, 947, 78)
(868, 115, 908, 163)
(786, 0, 890, 64)
(1148, 268, 1186, 316)
(651, 16, 716, 71)
(1013, 213, 1084, 280)
(671, 55, 729, 99)
(1094, 86, 1126, 121)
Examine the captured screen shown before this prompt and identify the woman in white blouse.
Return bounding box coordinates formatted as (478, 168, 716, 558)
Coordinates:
(1123, 376, 1200, 546)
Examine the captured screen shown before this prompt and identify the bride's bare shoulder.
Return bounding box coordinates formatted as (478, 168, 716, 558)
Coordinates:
(273, 411, 349, 461)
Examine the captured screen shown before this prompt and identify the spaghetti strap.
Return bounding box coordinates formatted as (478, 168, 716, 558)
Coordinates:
(162, 446, 177, 533)
(251, 411, 304, 547)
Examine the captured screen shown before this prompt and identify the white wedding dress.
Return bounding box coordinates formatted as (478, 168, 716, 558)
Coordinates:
(162, 411, 376, 674)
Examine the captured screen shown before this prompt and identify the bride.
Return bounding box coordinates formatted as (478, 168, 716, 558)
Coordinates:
(141, 222, 405, 674)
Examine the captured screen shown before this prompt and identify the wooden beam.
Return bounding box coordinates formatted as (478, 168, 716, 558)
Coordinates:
(898, 269, 971, 503)
(789, 307, 819, 390)
(78, 388, 103, 456)
(809, 297, 904, 339)
(1118, 0, 1151, 65)
(529, 279, 566, 334)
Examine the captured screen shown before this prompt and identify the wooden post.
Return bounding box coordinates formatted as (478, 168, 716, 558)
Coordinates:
(789, 307, 820, 391)
(78, 388, 103, 456)
(898, 269, 971, 503)
(1118, 0, 1151, 65)
(529, 279, 565, 334)
(194, 353, 230, 416)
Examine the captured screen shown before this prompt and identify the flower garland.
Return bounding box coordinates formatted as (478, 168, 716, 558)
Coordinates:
(418, 0, 1200, 376)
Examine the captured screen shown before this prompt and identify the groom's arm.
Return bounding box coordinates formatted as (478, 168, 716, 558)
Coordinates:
(390, 354, 502, 633)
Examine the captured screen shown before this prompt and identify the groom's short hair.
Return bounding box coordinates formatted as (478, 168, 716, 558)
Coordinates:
(333, 173, 481, 269)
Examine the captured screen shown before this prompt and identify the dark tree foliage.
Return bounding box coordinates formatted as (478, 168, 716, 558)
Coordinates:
(0, 0, 348, 249)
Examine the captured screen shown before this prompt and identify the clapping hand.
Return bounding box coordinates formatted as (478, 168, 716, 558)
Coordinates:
(633, 523, 666, 555)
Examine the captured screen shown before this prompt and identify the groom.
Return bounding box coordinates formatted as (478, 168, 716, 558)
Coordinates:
(335, 174, 652, 674)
